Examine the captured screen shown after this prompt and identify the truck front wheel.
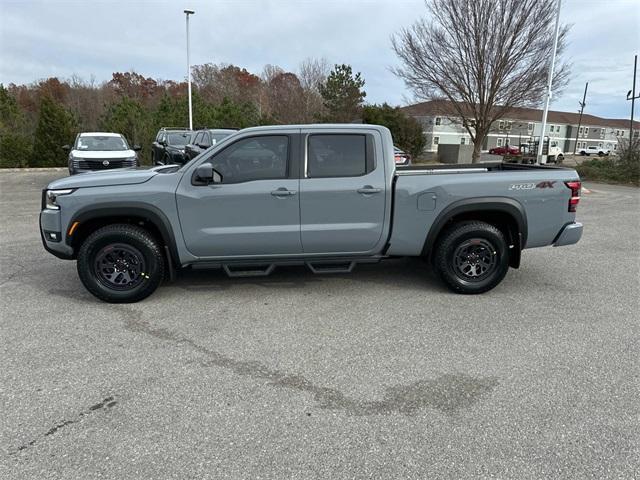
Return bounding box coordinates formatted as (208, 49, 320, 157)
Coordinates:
(77, 224, 165, 303)
(434, 221, 509, 294)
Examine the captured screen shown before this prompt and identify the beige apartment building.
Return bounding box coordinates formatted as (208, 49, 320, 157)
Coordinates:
(402, 100, 640, 154)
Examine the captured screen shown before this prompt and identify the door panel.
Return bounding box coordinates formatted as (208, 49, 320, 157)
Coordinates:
(299, 132, 386, 254)
(176, 133, 302, 258)
(176, 179, 301, 257)
(152, 132, 165, 164)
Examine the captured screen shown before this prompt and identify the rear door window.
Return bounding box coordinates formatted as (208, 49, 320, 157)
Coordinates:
(307, 134, 371, 178)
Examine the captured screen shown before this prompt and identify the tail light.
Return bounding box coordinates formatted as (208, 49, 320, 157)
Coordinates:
(565, 181, 581, 212)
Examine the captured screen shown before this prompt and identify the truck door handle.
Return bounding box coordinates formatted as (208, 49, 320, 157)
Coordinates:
(271, 188, 297, 197)
(357, 186, 382, 194)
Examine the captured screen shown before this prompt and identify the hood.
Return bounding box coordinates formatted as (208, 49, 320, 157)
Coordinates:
(165, 145, 186, 152)
(71, 149, 136, 159)
(47, 166, 167, 189)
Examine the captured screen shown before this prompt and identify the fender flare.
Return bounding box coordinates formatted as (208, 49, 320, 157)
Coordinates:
(421, 197, 528, 260)
(66, 202, 180, 266)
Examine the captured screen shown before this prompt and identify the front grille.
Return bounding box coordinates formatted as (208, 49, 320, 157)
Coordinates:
(73, 158, 136, 171)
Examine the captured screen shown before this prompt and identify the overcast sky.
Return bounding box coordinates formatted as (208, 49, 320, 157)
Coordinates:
(1, 0, 638, 119)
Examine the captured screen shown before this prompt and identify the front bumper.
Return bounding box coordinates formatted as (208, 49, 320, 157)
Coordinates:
(553, 222, 583, 247)
(70, 158, 137, 175)
(40, 208, 74, 259)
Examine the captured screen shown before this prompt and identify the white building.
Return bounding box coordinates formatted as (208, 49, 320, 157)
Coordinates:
(402, 100, 640, 153)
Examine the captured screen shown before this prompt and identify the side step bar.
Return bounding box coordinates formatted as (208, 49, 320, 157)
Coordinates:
(223, 264, 275, 278)
(306, 261, 355, 274)
(189, 256, 383, 278)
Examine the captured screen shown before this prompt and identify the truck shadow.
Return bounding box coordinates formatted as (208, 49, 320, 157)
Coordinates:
(172, 257, 445, 293)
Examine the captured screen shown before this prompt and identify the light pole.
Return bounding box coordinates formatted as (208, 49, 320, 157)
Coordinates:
(537, 0, 562, 164)
(573, 82, 588, 155)
(184, 9, 195, 130)
(627, 54, 639, 146)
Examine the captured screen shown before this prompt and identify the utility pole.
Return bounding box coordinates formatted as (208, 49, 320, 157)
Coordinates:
(573, 82, 588, 155)
(184, 9, 195, 130)
(537, 0, 562, 164)
(627, 55, 638, 145)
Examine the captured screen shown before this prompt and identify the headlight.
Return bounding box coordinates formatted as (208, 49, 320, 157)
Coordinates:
(45, 189, 74, 210)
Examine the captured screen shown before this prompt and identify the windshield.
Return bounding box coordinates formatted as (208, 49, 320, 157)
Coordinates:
(167, 132, 191, 146)
(211, 133, 232, 144)
(76, 136, 128, 151)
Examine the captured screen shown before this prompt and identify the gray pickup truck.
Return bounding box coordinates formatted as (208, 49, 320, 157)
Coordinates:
(40, 124, 583, 303)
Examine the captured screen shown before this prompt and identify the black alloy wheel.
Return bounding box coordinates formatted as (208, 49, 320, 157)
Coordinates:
(94, 243, 146, 291)
(452, 239, 498, 282)
(434, 221, 510, 294)
(77, 224, 165, 303)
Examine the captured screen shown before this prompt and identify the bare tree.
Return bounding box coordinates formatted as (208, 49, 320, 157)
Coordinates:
(267, 72, 305, 123)
(392, 0, 570, 162)
(192, 63, 261, 106)
(298, 57, 329, 122)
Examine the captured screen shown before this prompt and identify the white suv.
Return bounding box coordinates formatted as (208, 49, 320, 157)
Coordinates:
(579, 145, 610, 156)
(64, 132, 141, 175)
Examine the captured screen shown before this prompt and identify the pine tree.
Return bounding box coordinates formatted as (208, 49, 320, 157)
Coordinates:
(0, 85, 33, 167)
(318, 64, 366, 123)
(31, 95, 76, 167)
(362, 103, 426, 158)
(100, 96, 152, 161)
(211, 97, 260, 129)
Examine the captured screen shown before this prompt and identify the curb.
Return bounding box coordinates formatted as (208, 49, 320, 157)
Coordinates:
(0, 168, 66, 172)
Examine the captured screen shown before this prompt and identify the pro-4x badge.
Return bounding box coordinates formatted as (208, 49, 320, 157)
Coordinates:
(509, 181, 556, 191)
(509, 183, 535, 190)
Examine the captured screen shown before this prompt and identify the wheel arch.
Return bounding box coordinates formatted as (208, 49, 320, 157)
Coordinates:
(422, 197, 527, 268)
(66, 203, 180, 268)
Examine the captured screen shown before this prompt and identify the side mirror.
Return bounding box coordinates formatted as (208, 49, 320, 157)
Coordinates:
(133, 144, 142, 151)
(195, 163, 222, 184)
(62, 145, 71, 151)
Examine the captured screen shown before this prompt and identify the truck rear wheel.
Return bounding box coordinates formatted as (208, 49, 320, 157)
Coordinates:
(77, 224, 165, 303)
(434, 221, 509, 294)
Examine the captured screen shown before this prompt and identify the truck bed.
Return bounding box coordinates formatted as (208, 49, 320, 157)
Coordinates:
(387, 162, 580, 256)
(395, 162, 573, 175)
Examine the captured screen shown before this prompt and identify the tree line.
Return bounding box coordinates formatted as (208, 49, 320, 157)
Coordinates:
(0, 60, 425, 168)
(2, 0, 576, 167)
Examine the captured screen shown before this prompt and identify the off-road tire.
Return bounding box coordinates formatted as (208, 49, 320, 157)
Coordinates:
(77, 224, 165, 303)
(434, 221, 509, 294)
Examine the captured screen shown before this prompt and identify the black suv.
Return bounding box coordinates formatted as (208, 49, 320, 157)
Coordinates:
(151, 128, 193, 165)
(184, 129, 237, 161)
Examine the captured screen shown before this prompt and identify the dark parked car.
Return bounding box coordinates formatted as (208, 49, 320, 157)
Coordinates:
(393, 146, 412, 166)
(151, 128, 193, 165)
(184, 129, 237, 161)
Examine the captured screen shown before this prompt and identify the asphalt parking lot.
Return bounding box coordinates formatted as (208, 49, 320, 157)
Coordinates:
(1, 170, 639, 479)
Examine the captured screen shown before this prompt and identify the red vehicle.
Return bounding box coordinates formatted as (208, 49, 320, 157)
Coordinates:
(394, 146, 412, 166)
(489, 145, 520, 155)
